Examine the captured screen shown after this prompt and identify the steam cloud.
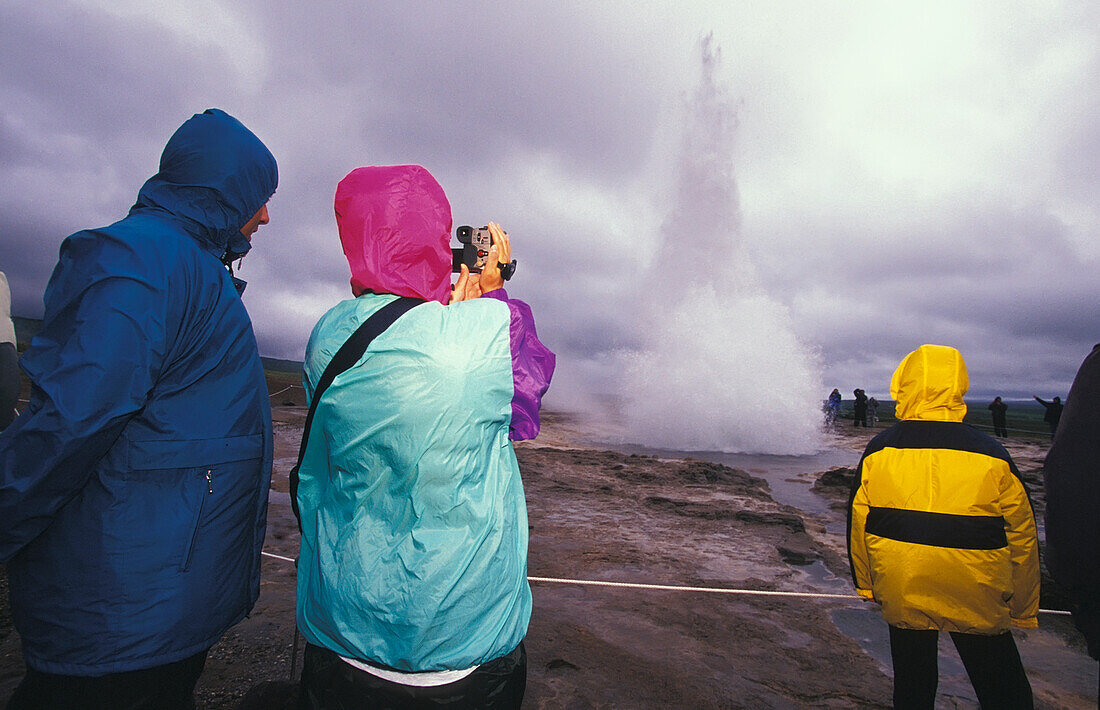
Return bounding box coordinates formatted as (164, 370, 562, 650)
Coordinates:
(620, 37, 824, 455)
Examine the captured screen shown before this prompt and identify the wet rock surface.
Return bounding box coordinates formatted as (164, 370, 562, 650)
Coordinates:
(513, 445, 887, 707)
(810, 466, 856, 511)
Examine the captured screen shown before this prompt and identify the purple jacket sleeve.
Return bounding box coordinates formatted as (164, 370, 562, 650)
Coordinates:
(483, 289, 555, 440)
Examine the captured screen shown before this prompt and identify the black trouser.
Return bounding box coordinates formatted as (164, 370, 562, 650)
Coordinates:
(6, 650, 208, 710)
(888, 625, 1033, 710)
(993, 421, 1008, 437)
(298, 642, 526, 710)
(0, 342, 18, 430)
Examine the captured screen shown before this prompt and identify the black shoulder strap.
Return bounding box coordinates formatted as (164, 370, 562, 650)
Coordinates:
(289, 296, 422, 529)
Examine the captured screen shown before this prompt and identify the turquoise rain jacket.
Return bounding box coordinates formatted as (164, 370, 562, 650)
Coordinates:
(296, 165, 554, 672)
(0, 109, 277, 674)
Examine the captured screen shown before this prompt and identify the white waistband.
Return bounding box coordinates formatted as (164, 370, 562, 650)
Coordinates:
(339, 656, 479, 687)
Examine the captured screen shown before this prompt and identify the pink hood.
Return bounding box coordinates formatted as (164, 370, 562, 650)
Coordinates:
(335, 165, 453, 304)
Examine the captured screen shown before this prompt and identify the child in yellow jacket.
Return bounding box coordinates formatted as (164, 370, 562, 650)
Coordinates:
(848, 344, 1038, 710)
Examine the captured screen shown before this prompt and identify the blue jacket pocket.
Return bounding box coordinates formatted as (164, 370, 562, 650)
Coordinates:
(126, 434, 263, 470)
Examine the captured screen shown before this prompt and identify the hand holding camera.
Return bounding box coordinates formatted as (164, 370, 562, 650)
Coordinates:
(478, 223, 511, 292)
(451, 223, 516, 278)
(449, 222, 513, 304)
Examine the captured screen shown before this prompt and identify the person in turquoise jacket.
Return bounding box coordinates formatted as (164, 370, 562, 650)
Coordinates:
(295, 165, 555, 709)
(0, 109, 276, 709)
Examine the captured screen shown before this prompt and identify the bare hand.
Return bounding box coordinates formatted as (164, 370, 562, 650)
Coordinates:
(449, 264, 482, 304)
(479, 222, 511, 293)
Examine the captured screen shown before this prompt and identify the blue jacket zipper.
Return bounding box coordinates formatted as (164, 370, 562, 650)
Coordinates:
(180, 469, 213, 572)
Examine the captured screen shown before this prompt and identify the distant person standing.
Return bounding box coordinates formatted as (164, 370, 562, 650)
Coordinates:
(989, 397, 1009, 437)
(849, 345, 1038, 710)
(867, 396, 879, 427)
(1042, 345, 1100, 706)
(0, 272, 17, 430)
(853, 388, 869, 427)
(826, 388, 842, 426)
(1033, 395, 1064, 438)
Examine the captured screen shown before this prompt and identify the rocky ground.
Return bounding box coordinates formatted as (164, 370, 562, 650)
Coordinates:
(0, 407, 1095, 708)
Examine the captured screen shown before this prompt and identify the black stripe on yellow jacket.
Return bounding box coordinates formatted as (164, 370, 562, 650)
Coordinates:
(866, 507, 1007, 549)
(846, 421, 1027, 572)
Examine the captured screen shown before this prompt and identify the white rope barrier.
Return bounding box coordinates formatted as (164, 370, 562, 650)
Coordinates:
(529, 576, 1072, 615)
(259, 552, 1072, 615)
(528, 575, 857, 600)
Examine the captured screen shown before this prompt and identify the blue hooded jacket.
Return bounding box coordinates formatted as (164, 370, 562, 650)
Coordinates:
(0, 109, 277, 675)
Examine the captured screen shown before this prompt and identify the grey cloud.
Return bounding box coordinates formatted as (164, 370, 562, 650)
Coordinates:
(255, 3, 678, 178)
(0, 3, 237, 145)
(1, 0, 1097, 422)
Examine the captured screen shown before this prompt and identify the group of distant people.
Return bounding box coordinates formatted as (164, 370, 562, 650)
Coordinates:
(828, 387, 1068, 441)
(987, 395, 1063, 438)
(823, 388, 878, 427)
(0, 109, 1097, 710)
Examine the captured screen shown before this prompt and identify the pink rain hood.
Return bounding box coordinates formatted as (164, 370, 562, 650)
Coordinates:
(335, 165, 453, 304)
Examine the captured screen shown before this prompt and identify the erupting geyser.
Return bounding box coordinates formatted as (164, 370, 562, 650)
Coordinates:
(621, 37, 823, 455)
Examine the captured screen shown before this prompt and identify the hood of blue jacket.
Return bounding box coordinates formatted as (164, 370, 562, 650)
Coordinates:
(130, 109, 277, 259)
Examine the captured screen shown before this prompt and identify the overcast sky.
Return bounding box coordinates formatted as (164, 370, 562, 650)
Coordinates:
(2, 0, 1098, 415)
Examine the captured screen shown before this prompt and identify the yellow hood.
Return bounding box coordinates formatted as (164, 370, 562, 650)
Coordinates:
(890, 344, 968, 422)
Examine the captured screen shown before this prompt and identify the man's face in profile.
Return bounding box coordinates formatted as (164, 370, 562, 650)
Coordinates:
(240, 204, 270, 241)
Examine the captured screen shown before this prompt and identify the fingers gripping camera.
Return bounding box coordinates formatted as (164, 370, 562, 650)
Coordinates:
(451, 225, 517, 280)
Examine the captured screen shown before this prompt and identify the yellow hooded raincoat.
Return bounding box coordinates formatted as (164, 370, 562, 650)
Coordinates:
(847, 344, 1040, 633)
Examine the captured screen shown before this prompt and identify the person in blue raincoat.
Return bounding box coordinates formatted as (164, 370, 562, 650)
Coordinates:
(295, 165, 555, 709)
(825, 388, 842, 425)
(0, 109, 277, 710)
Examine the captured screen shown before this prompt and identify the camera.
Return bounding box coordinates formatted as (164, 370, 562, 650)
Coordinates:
(451, 225, 517, 280)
